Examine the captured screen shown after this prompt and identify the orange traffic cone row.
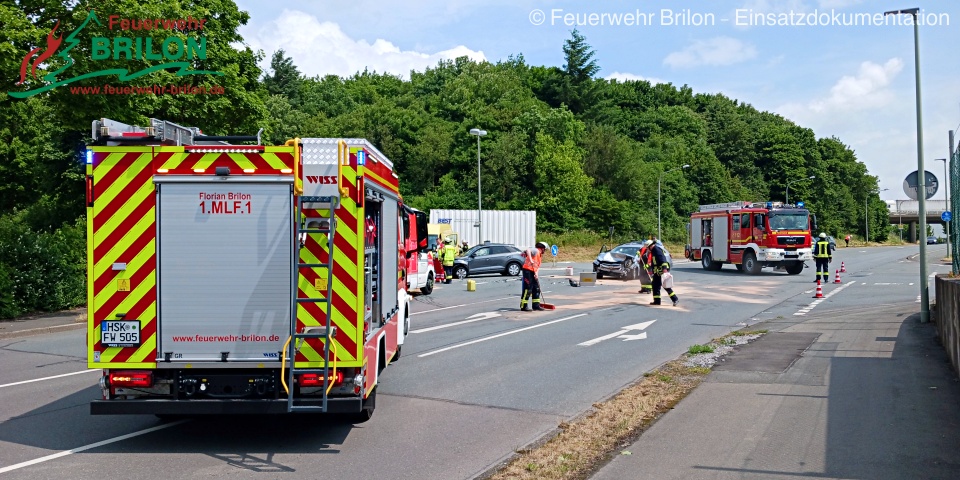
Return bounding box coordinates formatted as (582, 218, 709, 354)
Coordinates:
(834, 269, 842, 284)
(840, 261, 846, 273)
(813, 279, 824, 298)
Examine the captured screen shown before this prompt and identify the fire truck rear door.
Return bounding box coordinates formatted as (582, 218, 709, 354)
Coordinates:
(713, 216, 729, 261)
(155, 176, 293, 363)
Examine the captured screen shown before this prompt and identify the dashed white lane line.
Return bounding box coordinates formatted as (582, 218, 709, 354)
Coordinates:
(794, 281, 856, 316)
(418, 314, 587, 358)
(0, 370, 98, 389)
(0, 420, 188, 474)
(411, 296, 514, 315)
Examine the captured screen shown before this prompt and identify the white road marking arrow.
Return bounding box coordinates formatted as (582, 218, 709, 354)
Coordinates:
(578, 320, 657, 346)
(411, 312, 501, 333)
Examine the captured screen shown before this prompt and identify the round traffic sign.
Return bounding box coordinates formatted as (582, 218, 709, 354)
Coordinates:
(903, 170, 938, 200)
(942, 211, 952, 222)
(551, 244, 558, 256)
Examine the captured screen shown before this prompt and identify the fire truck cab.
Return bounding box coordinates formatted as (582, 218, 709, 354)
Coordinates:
(686, 201, 814, 275)
(402, 206, 436, 295)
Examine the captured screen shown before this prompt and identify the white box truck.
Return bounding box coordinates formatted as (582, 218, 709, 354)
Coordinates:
(429, 210, 536, 250)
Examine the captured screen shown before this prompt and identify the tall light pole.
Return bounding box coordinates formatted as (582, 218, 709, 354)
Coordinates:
(884, 7, 928, 323)
(936, 158, 950, 259)
(469, 128, 487, 245)
(866, 188, 889, 243)
(658, 164, 690, 240)
(785, 175, 815, 204)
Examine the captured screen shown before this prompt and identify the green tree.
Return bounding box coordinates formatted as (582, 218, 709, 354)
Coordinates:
(263, 49, 302, 102)
(541, 29, 602, 116)
(532, 133, 593, 231)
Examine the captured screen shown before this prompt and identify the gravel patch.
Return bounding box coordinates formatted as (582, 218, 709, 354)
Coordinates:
(684, 333, 764, 368)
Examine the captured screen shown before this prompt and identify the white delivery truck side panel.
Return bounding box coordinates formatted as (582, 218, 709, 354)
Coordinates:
(429, 209, 536, 249)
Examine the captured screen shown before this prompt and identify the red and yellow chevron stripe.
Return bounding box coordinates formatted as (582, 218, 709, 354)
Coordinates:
(153, 146, 295, 175)
(86, 146, 298, 369)
(87, 141, 384, 371)
(295, 145, 365, 367)
(87, 148, 157, 368)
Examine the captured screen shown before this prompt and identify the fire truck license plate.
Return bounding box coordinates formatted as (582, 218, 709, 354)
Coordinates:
(101, 321, 140, 347)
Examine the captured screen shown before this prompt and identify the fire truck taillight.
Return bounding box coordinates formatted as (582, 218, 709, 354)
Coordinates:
(299, 371, 344, 387)
(85, 176, 94, 207)
(108, 370, 153, 388)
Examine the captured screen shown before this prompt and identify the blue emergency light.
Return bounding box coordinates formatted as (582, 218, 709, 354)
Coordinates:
(86, 150, 93, 164)
(797, 201, 805, 207)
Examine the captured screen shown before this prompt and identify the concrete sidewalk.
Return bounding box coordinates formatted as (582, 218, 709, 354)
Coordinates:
(0, 308, 85, 340)
(592, 302, 960, 480)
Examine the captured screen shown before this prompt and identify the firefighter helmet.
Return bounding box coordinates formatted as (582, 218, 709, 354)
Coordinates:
(819, 233, 827, 238)
(644, 240, 653, 247)
(536, 241, 549, 250)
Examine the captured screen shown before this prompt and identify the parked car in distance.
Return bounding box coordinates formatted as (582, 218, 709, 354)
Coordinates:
(593, 241, 672, 280)
(927, 236, 938, 245)
(451, 243, 525, 279)
(826, 235, 837, 250)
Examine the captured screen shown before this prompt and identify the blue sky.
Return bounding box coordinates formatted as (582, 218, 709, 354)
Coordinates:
(235, 0, 960, 204)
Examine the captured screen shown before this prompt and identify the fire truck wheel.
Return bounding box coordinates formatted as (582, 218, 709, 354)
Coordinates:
(701, 251, 721, 271)
(735, 263, 744, 272)
(420, 273, 434, 295)
(350, 388, 377, 423)
(785, 261, 804, 275)
(743, 251, 762, 275)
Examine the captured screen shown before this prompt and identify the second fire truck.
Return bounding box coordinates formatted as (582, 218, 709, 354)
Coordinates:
(686, 201, 815, 274)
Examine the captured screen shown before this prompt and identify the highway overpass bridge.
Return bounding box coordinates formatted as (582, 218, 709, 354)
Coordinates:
(889, 200, 950, 242)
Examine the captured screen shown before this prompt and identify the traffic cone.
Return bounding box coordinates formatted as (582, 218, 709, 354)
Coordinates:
(813, 279, 824, 298)
(840, 261, 846, 273)
(833, 269, 841, 284)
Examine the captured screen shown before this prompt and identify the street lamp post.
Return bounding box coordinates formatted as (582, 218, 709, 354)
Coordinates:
(658, 164, 690, 240)
(884, 7, 928, 322)
(785, 175, 815, 204)
(469, 128, 487, 245)
(936, 158, 950, 260)
(866, 188, 889, 243)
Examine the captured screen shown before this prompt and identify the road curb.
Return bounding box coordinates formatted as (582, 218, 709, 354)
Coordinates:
(0, 322, 85, 340)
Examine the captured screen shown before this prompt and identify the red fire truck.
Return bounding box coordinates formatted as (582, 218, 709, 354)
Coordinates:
(86, 118, 425, 420)
(686, 201, 814, 274)
(402, 206, 437, 294)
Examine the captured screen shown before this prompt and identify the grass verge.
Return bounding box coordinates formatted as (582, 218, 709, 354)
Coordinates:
(481, 329, 766, 480)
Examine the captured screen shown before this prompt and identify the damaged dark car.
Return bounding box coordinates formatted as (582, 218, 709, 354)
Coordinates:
(592, 242, 645, 280)
(592, 241, 673, 280)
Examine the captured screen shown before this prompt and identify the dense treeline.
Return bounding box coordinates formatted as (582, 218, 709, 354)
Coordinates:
(0, 0, 887, 317)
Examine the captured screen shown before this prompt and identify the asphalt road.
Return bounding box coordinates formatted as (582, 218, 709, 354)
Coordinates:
(0, 244, 947, 479)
